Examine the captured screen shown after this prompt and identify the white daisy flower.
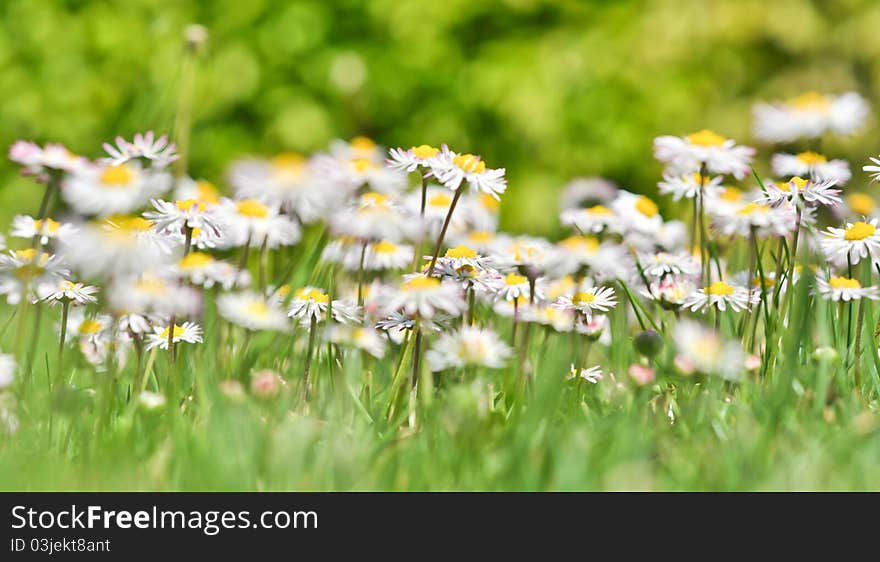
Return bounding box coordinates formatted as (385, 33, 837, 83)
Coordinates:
(844, 192, 876, 219)
(366, 240, 414, 271)
(449, 230, 499, 254)
(329, 192, 420, 243)
(215, 198, 300, 249)
(711, 200, 796, 238)
(428, 145, 507, 199)
(10, 215, 76, 246)
(0, 249, 68, 305)
(490, 235, 556, 274)
(753, 91, 869, 142)
(145, 322, 203, 350)
(144, 198, 225, 239)
(425, 326, 511, 372)
(771, 152, 851, 185)
(495, 272, 542, 303)
(381, 275, 465, 319)
(9, 141, 86, 180)
(642, 276, 697, 310)
(176, 252, 249, 289)
(387, 145, 441, 173)
(230, 153, 330, 223)
(658, 171, 723, 202)
(552, 286, 617, 318)
(815, 275, 880, 302)
(287, 286, 331, 323)
(673, 320, 746, 381)
(64, 310, 113, 346)
(559, 177, 619, 211)
(610, 192, 663, 236)
(639, 251, 700, 280)
(107, 272, 202, 318)
(756, 176, 841, 208)
(0, 352, 15, 390)
(174, 177, 223, 207)
(218, 291, 290, 332)
(102, 131, 178, 168)
(63, 162, 172, 216)
(40, 280, 99, 306)
(325, 325, 387, 359)
(653, 130, 755, 179)
(821, 219, 880, 266)
(560, 204, 617, 235)
(567, 364, 603, 384)
(682, 281, 756, 313)
(431, 245, 497, 286)
(863, 155, 880, 184)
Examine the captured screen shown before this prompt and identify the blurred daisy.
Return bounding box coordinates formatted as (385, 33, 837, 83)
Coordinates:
(216, 198, 300, 248)
(673, 320, 746, 381)
(426, 326, 511, 371)
(567, 364, 603, 384)
(560, 204, 617, 234)
(428, 145, 507, 199)
(0, 352, 15, 390)
(102, 131, 178, 168)
(771, 152, 851, 184)
(174, 177, 222, 207)
(552, 286, 617, 318)
(326, 325, 387, 359)
(381, 275, 465, 319)
(653, 130, 755, 179)
(218, 292, 290, 332)
(845, 193, 876, 218)
(642, 276, 696, 310)
(230, 153, 328, 223)
(329, 192, 419, 242)
(712, 201, 795, 238)
(40, 280, 99, 307)
(0, 249, 68, 304)
(64, 310, 112, 346)
(107, 272, 202, 318)
(145, 322, 203, 350)
(11, 215, 75, 246)
(495, 272, 537, 303)
(366, 240, 414, 271)
(63, 162, 172, 216)
(9, 141, 86, 180)
(639, 251, 699, 280)
(757, 176, 841, 208)
(387, 145, 441, 173)
(753, 91, 869, 142)
(559, 177, 619, 211)
(683, 281, 755, 313)
(144, 198, 224, 238)
(863, 155, 880, 184)
(611, 192, 663, 236)
(821, 219, 880, 265)
(658, 172, 723, 201)
(176, 252, 249, 289)
(815, 275, 880, 302)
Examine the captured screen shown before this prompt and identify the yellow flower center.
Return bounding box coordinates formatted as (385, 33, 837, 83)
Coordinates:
(686, 129, 726, 147)
(351, 158, 376, 173)
(706, 281, 734, 296)
(411, 145, 439, 159)
(789, 91, 831, 112)
(504, 273, 527, 286)
(105, 215, 153, 232)
(635, 196, 659, 217)
(446, 245, 477, 259)
(159, 325, 186, 340)
(135, 277, 168, 295)
(848, 193, 875, 216)
(844, 221, 876, 241)
(195, 180, 221, 204)
(689, 173, 711, 184)
(276, 284, 291, 298)
(428, 193, 452, 207)
(99, 164, 135, 186)
(374, 241, 398, 254)
(796, 151, 827, 165)
(34, 218, 61, 233)
(480, 192, 500, 212)
(829, 276, 861, 290)
(236, 199, 269, 218)
(452, 153, 486, 174)
(362, 192, 390, 206)
(790, 177, 808, 191)
(15, 248, 37, 262)
(178, 252, 214, 269)
(737, 202, 769, 215)
(78, 319, 103, 335)
(571, 291, 596, 305)
(467, 231, 494, 244)
(295, 288, 330, 303)
(245, 300, 270, 318)
(402, 276, 440, 291)
(720, 187, 742, 202)
(176, 199, 203, 213)
(559, 236, 599, 253)
(271, 152, 306, 181)
(350, 136, 377, 154)
(588, 204, 612, 215)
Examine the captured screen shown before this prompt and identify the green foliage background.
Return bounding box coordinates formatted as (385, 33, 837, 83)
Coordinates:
(3, 0, 880, 233)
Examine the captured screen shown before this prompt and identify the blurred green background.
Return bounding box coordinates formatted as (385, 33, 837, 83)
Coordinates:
(2, 0, 880, 234)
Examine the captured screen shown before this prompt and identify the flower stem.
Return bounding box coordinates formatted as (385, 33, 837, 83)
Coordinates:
(57, 301, 69, 387)
(427, 185, 464, 275)
(357, 240, 368, 307)
(303, 315, 318, 402)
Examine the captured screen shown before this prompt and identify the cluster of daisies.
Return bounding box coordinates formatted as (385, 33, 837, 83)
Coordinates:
(0, 88, 878, 428)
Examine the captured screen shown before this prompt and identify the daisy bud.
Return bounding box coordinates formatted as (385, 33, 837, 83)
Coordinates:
(634, 330, 663, 359)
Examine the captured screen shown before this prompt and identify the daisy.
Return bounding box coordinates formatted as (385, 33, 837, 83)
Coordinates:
(863, 155, 880, 184)
(642, 276, 696, 310)
(682, 281, 756, 313)
(387, 145, 441, 173)
(610, 192, 663, 236)
(712, 200, 796, 238)
(639, 251, 700, 280)
(217, 292, 290, 332)
(144, 198, 225, 239)
(176, 252, 248, 289)
(432, 246, 500, 288)
(314, 151, 407, 195)
(0, 352, 15, 390)
(567, 364, 603, 384)
(673, 320, 746, 381)
(102, 131, 178, 168)
(559, 177, 619, 211)
(40, 280, 99, 307)
(365, 240, 414, 271)
(425, 326, 511, 372)
(10, 215, 75, 246)
(450, 230, 499, 254)
(329, 192, 420, 243)
(756, 176, 841, 208)
(771, 152, 851, 185)
(0, 249, 68, 305)
(815, 275, 880, 302)
(287, 286, 331, 323)
(107, 272, 202, 318)
(845, 193, 875, 218)
(9, 141, 86, 180)
(64, 310, 113, 346)
(560, 204, 617, 235)
(653, 130, 755, 179)
(821, 219, 880, 266)
(495, 272, 540, 303)
(230, 153, 329, 223)
(215, 198, 301, 249)
(174, 177, 222, 207)
(490, 235, 556, 275)
(145, 322, 203, 350)
(326, 325, 387, 359)
(753, 91, 869, 142)
(63, 162, 172, 216)
(657, 172, 724, 202)
(428, 145, 507, 199)
(552, 286, 617, 318)
(381, 275, 465, 319)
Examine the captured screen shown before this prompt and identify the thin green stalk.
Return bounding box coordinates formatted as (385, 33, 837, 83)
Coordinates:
(427, 185, 464, 275)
